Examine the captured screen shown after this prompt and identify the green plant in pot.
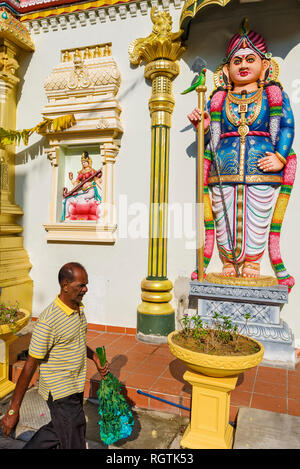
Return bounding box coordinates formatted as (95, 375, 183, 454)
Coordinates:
(168, 310, 264, 449)
(0, 302, 31, 398)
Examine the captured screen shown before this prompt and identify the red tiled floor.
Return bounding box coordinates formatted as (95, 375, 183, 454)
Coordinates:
(230, 389, 252, 407)
(236, 368, 256, 392)
(287, 399, 300, 417)
(288, 370, 300, 385)
(124, 387, 148, 409)
(287, 383, 300, 400)
(147, 392, 181, 415)
(254, 380, 287, 398)
(256, 366, 287, 383)
(251, 393, 287, 414)
(124, 372, 158, 391)
(11, 329, 300, 425)
(134, 361, 169, 377)
(150, 376, 185, 395)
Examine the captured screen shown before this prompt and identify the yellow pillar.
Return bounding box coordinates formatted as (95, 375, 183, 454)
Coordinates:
(181, 370, 238, 449)
(0, 11, 35, 311)
(129, 7, 186, 342)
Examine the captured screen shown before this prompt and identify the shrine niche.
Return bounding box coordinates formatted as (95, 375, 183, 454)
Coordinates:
(41, 43, 123, 243)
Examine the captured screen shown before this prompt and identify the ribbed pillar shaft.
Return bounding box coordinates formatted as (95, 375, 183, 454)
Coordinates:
(137, 60, 180, 343)
(148, 123, 170, 280)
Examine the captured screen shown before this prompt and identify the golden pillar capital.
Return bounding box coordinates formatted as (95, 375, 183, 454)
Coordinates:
(129, 6, 185, 129)
(145, 59, 180, 127)
(129, 7, 186, 66)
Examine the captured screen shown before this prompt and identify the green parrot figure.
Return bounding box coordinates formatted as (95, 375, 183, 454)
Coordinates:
(181, 68, 207, 95)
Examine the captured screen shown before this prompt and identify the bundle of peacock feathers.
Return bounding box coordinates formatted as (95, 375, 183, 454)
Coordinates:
(96, 346, 134, 445)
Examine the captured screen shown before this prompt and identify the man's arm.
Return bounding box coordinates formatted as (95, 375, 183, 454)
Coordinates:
(1, 355, 40, 436)
(87, 345, 109, 380)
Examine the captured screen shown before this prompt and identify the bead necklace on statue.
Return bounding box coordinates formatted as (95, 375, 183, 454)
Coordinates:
(225, 86, 263, 127)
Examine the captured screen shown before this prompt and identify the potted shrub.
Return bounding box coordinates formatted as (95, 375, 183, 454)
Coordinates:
(168, 312, 264, 449)
(0, 302, 31, 398)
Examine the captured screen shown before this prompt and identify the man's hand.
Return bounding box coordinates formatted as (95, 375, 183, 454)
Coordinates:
(0, 355, 39, 438)
(1, 410, 19, 437)
(258, 152, 284, 172)
(93, 352, 109, 380)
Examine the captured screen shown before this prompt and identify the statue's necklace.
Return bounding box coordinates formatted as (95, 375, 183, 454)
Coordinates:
(226, 88, 263, 142)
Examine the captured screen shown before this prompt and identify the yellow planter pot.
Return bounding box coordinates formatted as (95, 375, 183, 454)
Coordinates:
(0, 308, 31, 399)
(168, 330, 264, 449)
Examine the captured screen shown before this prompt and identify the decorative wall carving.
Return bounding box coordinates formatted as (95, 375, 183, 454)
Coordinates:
(191, 280, 295, 365)
(41, 43, 123, 243)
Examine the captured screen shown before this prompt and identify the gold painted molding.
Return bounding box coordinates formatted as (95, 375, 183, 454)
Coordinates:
(0, 9, 34, 51)
(205, 272, 278, 287)
(180, 0, 232, 34)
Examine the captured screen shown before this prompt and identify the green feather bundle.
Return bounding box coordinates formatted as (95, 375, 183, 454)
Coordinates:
(96, 346, 134, 445)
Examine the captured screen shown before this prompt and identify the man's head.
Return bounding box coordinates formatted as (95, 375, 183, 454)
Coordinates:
(58, 262, 88, 307)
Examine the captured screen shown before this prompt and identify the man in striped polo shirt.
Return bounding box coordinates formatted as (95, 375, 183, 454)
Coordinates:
(1, 262, 108, 449)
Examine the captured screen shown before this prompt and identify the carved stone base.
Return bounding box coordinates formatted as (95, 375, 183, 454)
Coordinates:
(190, 281, 296, 368)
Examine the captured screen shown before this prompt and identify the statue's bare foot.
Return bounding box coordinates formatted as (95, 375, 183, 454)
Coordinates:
(242, 262, 260, 278)
(221, 263, 236, 277)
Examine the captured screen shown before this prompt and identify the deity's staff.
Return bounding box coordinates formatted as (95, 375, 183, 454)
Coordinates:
(182, 66, 207, 282)
(182, 62, 240, 280)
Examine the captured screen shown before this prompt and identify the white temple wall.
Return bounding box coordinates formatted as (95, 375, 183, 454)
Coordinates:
(14, 0, 300, 345)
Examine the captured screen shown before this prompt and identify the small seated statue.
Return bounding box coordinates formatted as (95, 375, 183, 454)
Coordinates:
(62, 151, 102, 221)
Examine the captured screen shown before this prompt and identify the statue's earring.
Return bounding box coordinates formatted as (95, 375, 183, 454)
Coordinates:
(222, 67, 232, 90)
(258, 78, 265, 88)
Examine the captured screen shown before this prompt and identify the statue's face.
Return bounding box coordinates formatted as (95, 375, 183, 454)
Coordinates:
(82, 160, 89, 168)
(225, 52, 269, 87)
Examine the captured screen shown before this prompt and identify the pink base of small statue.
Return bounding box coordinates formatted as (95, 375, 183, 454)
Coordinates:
(67, 200, 101, 221)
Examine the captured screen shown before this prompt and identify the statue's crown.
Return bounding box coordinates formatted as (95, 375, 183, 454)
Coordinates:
(225, 18, 271, 62)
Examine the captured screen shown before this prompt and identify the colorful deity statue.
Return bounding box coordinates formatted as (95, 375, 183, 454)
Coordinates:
(188, 19, 297, 289)
(62, 151, 102, 221)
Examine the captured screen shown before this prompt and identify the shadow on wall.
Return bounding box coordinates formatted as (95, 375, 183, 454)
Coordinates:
(118, 73, 146, 103)
(16, 51, 35, 105)
(15, 137, 47, 166)
(14, 137, 47, 210)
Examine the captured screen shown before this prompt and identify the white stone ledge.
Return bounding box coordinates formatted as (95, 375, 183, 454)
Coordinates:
(43, 222, 117, 243)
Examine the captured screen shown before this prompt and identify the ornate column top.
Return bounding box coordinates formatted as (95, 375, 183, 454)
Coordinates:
(128, 6, 186, 66)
